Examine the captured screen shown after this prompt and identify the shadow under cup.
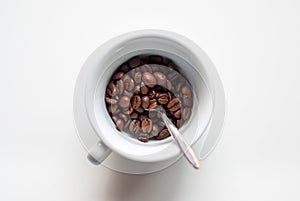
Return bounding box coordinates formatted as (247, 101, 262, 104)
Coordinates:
(89, 36, 213, 163)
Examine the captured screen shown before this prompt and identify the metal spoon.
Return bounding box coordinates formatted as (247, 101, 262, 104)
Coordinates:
(147, 106, 200, 169)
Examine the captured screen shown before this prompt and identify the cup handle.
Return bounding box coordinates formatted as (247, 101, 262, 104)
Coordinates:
(87, 141, 112, 165)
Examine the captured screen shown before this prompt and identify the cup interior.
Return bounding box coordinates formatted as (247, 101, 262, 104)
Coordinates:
(89, 35, 213, 162)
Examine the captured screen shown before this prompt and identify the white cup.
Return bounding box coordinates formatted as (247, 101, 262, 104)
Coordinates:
(73, 30, 225, 166)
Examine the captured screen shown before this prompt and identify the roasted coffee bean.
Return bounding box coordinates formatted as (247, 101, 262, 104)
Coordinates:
(115, 119, 124, 131)
(176, 120, 182, 128)
(157, 93, 169, 104)
(182, 107, 191, 120)
(182, 95, 193, 107)
(133, 85, 141, 94)
(148, 99, 157, 109)
(123, 75, 135, 91)
(141, 96, 150, 109)
(148, 89, 156, 99)
(120, 64, 130, 73)
(149, 55, 163, 63)
(105, 97, 117, 105)
(122, 106, 133, 115)
(151, 64, 159, 72)
(138, 133, 149, 142)
(140, 64, 152, 73)
(119, 113, 129, 123)
(124, 119, 131, 129)
(135, 107, 144, 114)
(140, 82, 149, 94)
(167, 71, 179, 81)
(131, 95, 141, 109)
(113, 72, 124, 80)
(176, 81, 184, 92)
(141, 118, 153, 133)
(129, 120, 140, 134)
(181, 85, 192, 96)
(156, 128, 170, 140)
(134, 72, 142, 83)
(112, 116, 117, 122)
(116, 79, 124, 95)
(130, 112, 139, 119)
(106, 82, 117, 96)
(142, 72, 157, 87)
(167, 98, 181, 112)
(174, 109, 181, 119)
(153, 71, 167, 87)
(107, 104, 118, 114)
(166, 80, 172, 91)
(167, 62, 175, 69)
(122, 90, 131, 97)
(129, 57, 141, 68)
(151, 124, 160, 137)
(119, 96, 130, 108)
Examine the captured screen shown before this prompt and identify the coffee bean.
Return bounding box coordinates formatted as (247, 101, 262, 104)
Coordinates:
(130, 112, 138, 119)
(176, 120, 182, 128)
(135, 107, 144, 114)
(133, 85, 141, 94)
(151, 64, 159, 72)
(131, 95, 141, 109)
(166, 80, 172, 90)
(140, 82, 149, 94)
(115, 119, 124, 131)
(151, 124, 160, 137)
(148, 89, 156, 99)
(134, 72, 142, 83)
(107, 104, 119, 114)
(119, 96, 130, 108)
(157, 93, 169, 104)
(119, 113, 129, 123)
(182, 107, 191, 120)
(116, 79, 124, 95)
(167, 98, 181, 112)
(123, 75, 135, 91)
(182, 95, 193, 107)
(120, 64, 130, 73)
(181, 85, 192, 96)
(140, 64, 153, 73)
(149, 55, 163, 63)
(124, 119, 131, 129)
(141, 118, 153, 133)
(106, 82, 117, 96)
(129, 57, 141, 68)
(129, 120, 140, 134)
(141, 96, 150, 109)
(176, 81, 184, 92)
(113, 72, 124, 80)
(167, 62, 175, 69)
(122, 106, 133, 115)
(105, 97, 117, 105)
(156, 128, 170, 140)
(174, 109, 181, 119)
(153, 71, 167, 87)
(142, 72, 157, 87)
(138, 133, 149, 142)
(148, 99, 157, 109)
(167, 71, 179, 81)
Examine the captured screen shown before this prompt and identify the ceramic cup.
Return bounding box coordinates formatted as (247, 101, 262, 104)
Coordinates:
(73, 30, 225, 166)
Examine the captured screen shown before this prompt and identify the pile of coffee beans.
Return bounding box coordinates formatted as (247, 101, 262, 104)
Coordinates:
(105, 55, 193, 142)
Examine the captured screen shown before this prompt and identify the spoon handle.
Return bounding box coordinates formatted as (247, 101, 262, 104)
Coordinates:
(161, 113, 200, 169)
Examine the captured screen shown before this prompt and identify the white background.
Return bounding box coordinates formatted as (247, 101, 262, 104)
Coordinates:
(1, 0, 300, 200)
